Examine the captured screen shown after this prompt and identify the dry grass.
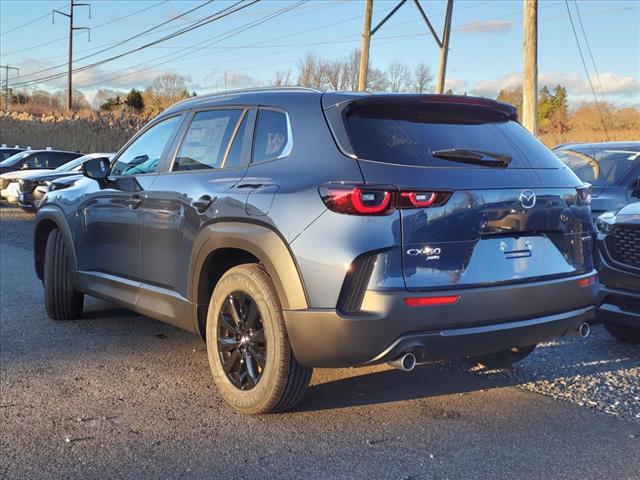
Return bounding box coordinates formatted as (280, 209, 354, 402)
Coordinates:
(0, 111, 147, 153)
(538, 128, 640, 148)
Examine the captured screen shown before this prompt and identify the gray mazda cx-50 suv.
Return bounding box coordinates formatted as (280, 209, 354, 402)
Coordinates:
(34, 88, 598, 414)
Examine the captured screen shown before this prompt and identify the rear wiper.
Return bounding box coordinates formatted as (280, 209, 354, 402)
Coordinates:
(431, 148, 512, 168)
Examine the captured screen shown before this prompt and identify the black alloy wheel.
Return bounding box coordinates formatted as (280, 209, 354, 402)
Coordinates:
(218, 292, 267, 390)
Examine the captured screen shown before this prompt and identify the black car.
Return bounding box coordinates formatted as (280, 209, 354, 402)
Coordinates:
(595, 202, 640, 343)
(0, 145, 27, 161)
(34, 89, 597, 414)
(18, 153, 114, 212)
(0, 149, 83, 175)
(553, 142, 640, 217)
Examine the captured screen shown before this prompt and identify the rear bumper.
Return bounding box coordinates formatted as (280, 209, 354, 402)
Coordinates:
(284, 272, 598, 368)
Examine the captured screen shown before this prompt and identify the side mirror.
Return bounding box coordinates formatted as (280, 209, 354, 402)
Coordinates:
(632, 177, 640, 198)
(81, 157, 111, 181)
(20, 163, 30, 170)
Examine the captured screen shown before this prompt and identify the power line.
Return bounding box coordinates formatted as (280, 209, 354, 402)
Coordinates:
(77, 1, 306, 90)
(0, 4, 66, 37)
(11, 1, 259, 89)
(1, 0, 170, 58)
(573, 0, 606, 101)
(564, 0, 609, 139)
(15, 1, 216, 82)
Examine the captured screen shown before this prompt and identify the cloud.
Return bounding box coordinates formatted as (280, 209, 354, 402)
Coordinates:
(444, 77, 469, 93)
(195, 70, 262, 92)
(457, 19, 512, 34)
(470, 71, 640, 103)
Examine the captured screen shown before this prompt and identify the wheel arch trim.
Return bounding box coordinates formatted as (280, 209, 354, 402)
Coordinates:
(188, 221, 309, 329)
(34, 205, 77, 279)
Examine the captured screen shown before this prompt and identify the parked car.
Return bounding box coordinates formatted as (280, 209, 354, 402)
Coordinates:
(0, 149, 84, 202)
(594, 202, 640, 343)
(17, 153, 114, 212)
(553, 142, 640, 217)
(0, 145, 27, 161)
(34, 89, 598, 414)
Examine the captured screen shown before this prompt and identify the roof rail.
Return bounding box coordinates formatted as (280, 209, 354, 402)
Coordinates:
(170, 86, 323, 108)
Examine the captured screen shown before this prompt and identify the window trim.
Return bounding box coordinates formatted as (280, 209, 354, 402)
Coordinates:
(168, 107, 248, 173)
(251, 106, 293, 165)
(109, 113, 185, 178)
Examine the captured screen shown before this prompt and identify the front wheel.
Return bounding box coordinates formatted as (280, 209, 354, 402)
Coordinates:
(206, 264, 312, 414)
(43, 228, 84, 320)
(468, 345, 536, 370)
(605, 323, 640, 344)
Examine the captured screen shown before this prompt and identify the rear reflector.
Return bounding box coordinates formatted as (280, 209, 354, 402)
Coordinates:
(403, 295, 460, 307)
(577, 275, 597, 287)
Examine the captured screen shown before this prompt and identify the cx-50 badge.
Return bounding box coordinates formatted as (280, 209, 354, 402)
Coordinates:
(519, 190, 537, 209)
(406, 246, 441, 260)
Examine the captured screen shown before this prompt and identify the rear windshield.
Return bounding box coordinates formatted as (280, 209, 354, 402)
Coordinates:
(554, 146, 640, 186)
(345, 105, 564, 169)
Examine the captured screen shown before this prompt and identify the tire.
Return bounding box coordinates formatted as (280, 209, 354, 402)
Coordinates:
(468, 345, 536, 370)
(206, 264, 312, 414)
(604, 323, 640, 344)
(43, 228, 84, 320)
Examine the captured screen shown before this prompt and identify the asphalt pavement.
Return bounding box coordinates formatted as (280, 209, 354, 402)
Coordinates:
(1, 207, 639, 480)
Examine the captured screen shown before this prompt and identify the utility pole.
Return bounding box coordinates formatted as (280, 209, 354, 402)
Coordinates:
(53, 1, 90, 112)
(357, 0, 454, 93)
(522, 0, 538, 133)
(357, 0, 374, 91)
(435, 0, 453, 94)
(2, 64, 19, 112)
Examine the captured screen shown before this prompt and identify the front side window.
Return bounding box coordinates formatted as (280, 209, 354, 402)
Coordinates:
(111, 115, 182, 176)
(555, 146, 640, 186)
(174, 109, 244, 171)
(0, 151, 30, 167)
(252, 109, 290, 163)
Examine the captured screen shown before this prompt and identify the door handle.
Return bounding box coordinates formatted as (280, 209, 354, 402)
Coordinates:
(126, 194, 142, 209)
(237, 183, 264, 189)
(192, 195, 213, 213)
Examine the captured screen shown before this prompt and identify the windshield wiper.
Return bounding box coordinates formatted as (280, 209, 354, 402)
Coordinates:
(431, 148, 512, 168)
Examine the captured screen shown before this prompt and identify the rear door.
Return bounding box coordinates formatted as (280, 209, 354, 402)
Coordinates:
(140, 107, 254, 296)
(334, 97, 594, 291)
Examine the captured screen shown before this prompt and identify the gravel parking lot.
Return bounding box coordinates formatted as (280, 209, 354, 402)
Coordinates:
(1, 206, 639, 480)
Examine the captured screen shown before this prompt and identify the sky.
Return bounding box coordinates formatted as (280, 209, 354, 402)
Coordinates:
(1, 0, 639, 107)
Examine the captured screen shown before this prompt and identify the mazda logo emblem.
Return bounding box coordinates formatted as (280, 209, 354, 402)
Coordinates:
(519, 190, 536, 209)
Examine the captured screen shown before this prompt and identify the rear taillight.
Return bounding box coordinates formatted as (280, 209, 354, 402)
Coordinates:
(320, 184, 450, 216)
(576, 184, 592, 206)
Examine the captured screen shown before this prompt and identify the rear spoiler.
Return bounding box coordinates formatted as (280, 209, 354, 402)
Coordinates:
(322, 93, 518, 122)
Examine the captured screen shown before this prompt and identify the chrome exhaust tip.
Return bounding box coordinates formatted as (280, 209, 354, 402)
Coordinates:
(388, 352, 416, 372)
(570, 322, 591, 338)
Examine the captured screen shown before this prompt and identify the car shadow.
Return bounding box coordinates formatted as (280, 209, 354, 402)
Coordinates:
(294, 326, 640, 412)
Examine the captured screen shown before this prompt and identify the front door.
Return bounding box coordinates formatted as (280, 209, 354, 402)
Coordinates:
(75, 115, 184, 282)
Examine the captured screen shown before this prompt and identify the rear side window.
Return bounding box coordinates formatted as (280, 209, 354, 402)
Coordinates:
(345, 104, 563, 169)
(253, 109, 290, 163)
(174, 109, 243, 171)
(555, 147, 640, 186)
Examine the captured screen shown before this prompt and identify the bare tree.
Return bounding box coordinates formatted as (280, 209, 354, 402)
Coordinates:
(150, 73, 189, 104)
(297, 53, 318, 87)
(413, 63, 433, 94)
(384, 60, 412, 93)
(272, 69, 294, 87)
